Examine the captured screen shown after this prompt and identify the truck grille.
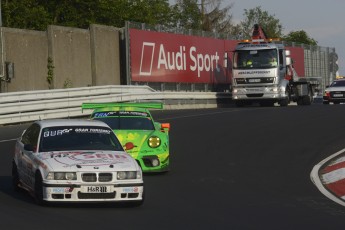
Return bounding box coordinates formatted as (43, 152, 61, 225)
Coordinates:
(236, 77, 274, 84)
(82, 173, 113, 182)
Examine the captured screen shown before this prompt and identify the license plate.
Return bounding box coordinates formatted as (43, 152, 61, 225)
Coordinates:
(81, 186, 112, 193)
(246, 88, 262, 92)
(333, 94, 343, 97)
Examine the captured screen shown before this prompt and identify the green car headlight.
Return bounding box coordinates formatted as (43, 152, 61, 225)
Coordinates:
(148, 136, 161, 148)
(117, 171, 139, 180)
(46, 172, 77, 180)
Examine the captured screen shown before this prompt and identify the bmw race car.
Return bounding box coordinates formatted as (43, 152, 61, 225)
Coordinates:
(82, 102, 170, 173)
(12, 119, 144, 205)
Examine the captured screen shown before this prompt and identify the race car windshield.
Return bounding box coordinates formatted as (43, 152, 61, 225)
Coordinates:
(330, 80, 345, 87)
(94, 117, 155, 130)
(39, 126, 124, 152)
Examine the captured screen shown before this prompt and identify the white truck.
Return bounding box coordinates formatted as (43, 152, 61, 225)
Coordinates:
(231, 24, 319, 107)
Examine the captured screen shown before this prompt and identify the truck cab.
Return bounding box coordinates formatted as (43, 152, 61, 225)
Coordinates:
(232, 42, 291, 106)
(231, 24, 317, 107)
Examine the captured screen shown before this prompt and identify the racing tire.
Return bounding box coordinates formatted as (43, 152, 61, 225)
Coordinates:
(260, 101, 274, 107)
(279, 99, 288, 107)
(302, 95, 312, 105)
(12, 161, 20, 192)
(334, 102, 340, 105)
(297, 98, 303, 105)
(279, 89, 290, 107)
(234, 101, 244, 107)
(34, 172, 45, 206)
(323, 101, 330, 105)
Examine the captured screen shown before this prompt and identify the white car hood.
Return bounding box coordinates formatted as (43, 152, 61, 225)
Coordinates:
(36, 150, 138, 171)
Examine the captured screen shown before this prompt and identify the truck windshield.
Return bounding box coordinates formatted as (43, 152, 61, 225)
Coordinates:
(233, 49, 278, 69)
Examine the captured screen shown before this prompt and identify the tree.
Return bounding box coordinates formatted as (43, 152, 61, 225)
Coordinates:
(2, 0, 52, 30)
(1, 0, 174, 30)
(282, 30, 318, 46)
(237, 6, 283, 39)
(174, 0, 202, 30)
(200, 0, 234, 34)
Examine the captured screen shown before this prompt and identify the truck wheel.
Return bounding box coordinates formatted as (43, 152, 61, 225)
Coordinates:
(302, 95, 312, 105)
(235, 101, 244, 107)
(260, 101, 274, 107)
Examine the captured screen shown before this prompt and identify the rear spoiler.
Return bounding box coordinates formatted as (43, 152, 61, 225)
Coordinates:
(81, 102, 164, 112)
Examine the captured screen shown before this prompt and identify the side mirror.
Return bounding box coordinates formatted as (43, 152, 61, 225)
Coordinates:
(161, 123, 170, 132)
(286, 57, 291, 66)
(24, 144, 34, 152)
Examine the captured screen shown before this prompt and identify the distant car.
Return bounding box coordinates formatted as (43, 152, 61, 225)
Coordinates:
(82, 102, 170, 173)
(323, 79, 345, 104)
(12, 119, 144, 205)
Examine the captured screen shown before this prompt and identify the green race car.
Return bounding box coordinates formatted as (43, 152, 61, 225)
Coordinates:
(82, 102, 170, 173)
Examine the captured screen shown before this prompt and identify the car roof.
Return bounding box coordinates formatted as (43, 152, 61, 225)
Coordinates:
(34, 119, 109, 128)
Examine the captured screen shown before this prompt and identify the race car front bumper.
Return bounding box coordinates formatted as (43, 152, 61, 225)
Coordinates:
(42, 182, 144, 202)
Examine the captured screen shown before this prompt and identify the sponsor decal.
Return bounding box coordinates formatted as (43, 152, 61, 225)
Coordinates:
(93, 111, 149, 118)
(38, 151, 130, 167)
(43, 128, 110, 138)
(130, 28, 237, 83)
(124, 142, 137, 151)
(43, 129, 72, 137)
(238, 70, 271, 75)
(51, 188, 71, 193)
(122, 187, 139, 193)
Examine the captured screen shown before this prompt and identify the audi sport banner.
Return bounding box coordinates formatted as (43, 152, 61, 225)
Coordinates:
(129, 28, 238, 84)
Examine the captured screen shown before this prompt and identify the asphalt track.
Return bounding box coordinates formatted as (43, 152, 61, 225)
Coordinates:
(1, 104, 345, 230)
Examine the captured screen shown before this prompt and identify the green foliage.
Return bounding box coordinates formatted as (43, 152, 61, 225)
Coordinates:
(1, 0, 173, 30)
(63, 78, 73, 88)
(200, 0, 234, 34)
(174, 0, 202, 30)
(1, 1, 317, 46)
(47, 57, 54, 89)
(2, 0, 52, 30)
(238, 6, 283, 39)
(282, 30, 318, 46)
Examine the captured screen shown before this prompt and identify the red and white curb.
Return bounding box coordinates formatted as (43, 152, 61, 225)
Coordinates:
(310, 148, 345, 206)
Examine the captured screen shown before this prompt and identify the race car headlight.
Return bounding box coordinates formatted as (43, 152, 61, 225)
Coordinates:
(148, 136, 161, 148)
(117, 171, 140, 180)
(46, 172, 77, 180)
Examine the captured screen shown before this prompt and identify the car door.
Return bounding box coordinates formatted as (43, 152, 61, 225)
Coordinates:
(16, 123, 41, 189)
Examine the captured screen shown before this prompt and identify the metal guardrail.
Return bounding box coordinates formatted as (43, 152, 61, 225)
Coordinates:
(0, 85, 231, 125)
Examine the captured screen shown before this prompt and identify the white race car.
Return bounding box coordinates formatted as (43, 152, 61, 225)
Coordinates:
(12, 119, 144, 206)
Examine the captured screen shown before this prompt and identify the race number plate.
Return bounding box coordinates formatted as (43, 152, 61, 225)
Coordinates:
(81, 186, 112, 193)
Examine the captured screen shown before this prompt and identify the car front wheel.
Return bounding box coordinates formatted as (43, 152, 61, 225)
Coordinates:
(12, 161, 20, 192)
(34, 172, 45, 205)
